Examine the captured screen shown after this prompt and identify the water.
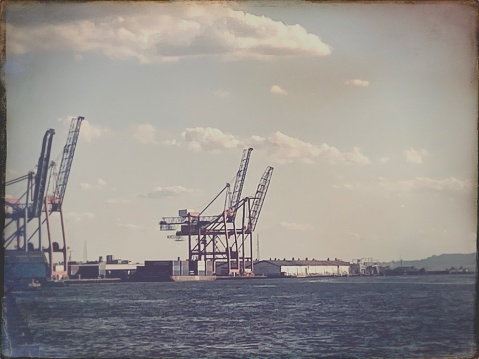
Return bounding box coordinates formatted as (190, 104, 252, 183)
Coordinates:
(10, 275, 476, 358)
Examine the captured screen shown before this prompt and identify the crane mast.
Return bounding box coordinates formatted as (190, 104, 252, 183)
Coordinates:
(51, 116, 84, 212)
(229, 148, 253, 215)
(30, 129, 55, 219)
(248, 166, 274, 233)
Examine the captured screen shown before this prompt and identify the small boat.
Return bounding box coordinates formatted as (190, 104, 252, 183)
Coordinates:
(27, 279, 41, 290)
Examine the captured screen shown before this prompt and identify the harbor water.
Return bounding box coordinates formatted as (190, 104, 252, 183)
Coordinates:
(7, 275, 476, 358)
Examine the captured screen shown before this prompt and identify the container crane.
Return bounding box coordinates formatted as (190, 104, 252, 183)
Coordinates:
(159, 148, 251, 234)
(3, 129, 55, 252)
(159, 148, 274, 276)
(43, 116, 84, 278)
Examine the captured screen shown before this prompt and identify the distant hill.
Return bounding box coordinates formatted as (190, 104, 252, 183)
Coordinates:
(385, 253, 476, 271)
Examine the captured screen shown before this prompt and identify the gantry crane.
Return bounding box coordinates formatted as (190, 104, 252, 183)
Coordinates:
(159, 148, 273, 276)
(43, 116, 84, 278)
(4, 129, 55, 252)
(160, 148, 253, 234)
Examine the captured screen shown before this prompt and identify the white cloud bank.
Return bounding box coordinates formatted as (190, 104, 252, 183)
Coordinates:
(139, 185, 194, 199)
(280, 221, 314, 231)
(165, 127, 371, 165)
(181, 127, 243, 152)
(79, 179, 108, 190)
(271, 85, 287, 95)
(7, 4, 332, 63)
(80, 120, 109, 142)
(133, 123, 157, 145)
(378, 176, 473, 193)
(333, 177, 474, 193)
(58, 116, 111, 142)
(405, 147, 429, 164)
(64, 211, 95, 222)
(344, 79, 369, 87)
(250, 132, 371, 165)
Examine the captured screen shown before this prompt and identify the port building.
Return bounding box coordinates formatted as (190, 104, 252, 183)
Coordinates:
(253, 259, 350, 277)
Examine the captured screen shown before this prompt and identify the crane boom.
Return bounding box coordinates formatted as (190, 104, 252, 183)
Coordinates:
(30, 129, 55, 219)
(51, 116, 84, 211)
(248, 166, 274, 232)
(229, 148, 253, 212)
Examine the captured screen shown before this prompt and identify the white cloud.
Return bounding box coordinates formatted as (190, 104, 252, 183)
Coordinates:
(79, 183, 91, 190)
(163, 138, 179, 147)
(379, 156, 390, 164)
(344, 79, 369, 87)
(80, 179, 108, 190)
(6, 168, 19, 176)
(64, 211, 95, 222)
(133, 123, 157, 145)
(118, 223, 145, 231)
(77, 119, 111, 142)
(332, 183, 362, 190)
(405, 147, 428, 164)
(179, 127, 243, 152)
(378, 177, 473, 192)
(57, 116, 112, 142)
(139, 185, 193, 198)
(106, 198, 130, 204)
(280, 221, 314, 231)
(249, 131, 371, 165)
(74, 53, 84, 62)
(167, 128, 370, 165)
(270, 85, 287, 95)
(6, 4, 332, 63)
(214, 90, 231, 98)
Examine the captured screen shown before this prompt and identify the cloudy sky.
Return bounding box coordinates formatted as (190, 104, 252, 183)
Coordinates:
(4, 1, 477, 263)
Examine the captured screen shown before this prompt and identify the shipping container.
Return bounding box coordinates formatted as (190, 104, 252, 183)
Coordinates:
(172, 260, 181, 276)
(180, 261, 189, 276)
(189, 260, 198, 275)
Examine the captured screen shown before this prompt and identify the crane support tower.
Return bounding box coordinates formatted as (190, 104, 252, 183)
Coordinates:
(4, 129, 55, 253)
(159, 149, 273, 277)
(43, 116, 84, 278)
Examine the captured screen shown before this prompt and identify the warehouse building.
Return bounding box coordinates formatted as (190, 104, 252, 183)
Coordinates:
(253, 258, 350, 277)
(68, 255, 138, 279)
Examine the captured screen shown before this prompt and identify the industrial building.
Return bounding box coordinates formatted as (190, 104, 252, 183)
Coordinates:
(68, 255, 138, 280)
(253, 259, 351, 277)
(133, 259, 214, 281)
(350, 258, 380, 275)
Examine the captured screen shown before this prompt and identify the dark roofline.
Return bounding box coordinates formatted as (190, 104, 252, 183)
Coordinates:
(256, 259, 350, 267)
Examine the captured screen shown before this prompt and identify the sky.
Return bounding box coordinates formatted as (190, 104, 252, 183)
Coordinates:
(4, 1, 477, 264)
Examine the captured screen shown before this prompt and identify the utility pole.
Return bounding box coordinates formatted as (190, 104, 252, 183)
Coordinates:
(83, 241, 87, 263)
(256, 233, 260, 261)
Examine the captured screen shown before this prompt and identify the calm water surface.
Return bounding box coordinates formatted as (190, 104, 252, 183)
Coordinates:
(11, 275, 476, 358)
